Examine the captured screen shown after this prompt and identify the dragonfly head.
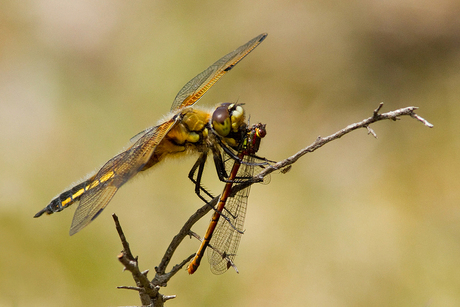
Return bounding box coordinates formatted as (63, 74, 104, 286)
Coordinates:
(211, 103, 246, 140)
(242, 123, 266, 155)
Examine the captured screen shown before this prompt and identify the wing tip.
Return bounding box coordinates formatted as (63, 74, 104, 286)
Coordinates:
(258, 33, 268, 42)
(69, 224, 83, 236)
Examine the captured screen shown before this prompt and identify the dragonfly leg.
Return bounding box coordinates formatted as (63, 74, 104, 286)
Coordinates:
(213, 152, 261, 185)
(212, 148, 230, 181)
(188, 153, 215, 203)
(217, 136, 271, 167)
(218, 211, 245, 234)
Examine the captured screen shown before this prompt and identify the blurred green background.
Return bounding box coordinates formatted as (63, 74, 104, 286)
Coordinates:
(1, 1, 458, 306)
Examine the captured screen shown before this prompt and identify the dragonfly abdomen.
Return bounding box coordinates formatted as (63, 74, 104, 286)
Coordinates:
(34, 180, 90, 217)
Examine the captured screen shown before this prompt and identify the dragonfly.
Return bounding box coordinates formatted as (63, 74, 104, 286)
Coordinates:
(188, 122, 267, 274)
(34, 33, 268, 235)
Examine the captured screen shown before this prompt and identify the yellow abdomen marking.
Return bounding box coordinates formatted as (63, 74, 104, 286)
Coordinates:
(61, 170, 116, 207)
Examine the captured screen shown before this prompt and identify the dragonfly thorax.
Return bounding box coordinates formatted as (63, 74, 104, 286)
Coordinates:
(177, 108, 210, 144)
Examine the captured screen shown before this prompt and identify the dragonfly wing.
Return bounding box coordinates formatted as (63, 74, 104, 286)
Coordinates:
(69, 118, 178, 235)
(70, 185, 118, 235)
(170, 33, 267, 112)
(208, 157, 254, 274)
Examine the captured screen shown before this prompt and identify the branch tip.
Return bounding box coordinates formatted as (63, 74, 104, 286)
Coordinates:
(411, 112, 434, 128)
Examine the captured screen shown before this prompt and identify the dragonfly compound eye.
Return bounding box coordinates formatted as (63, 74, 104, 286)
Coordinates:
(230, 105, 245, 132)
(255, 124, 267, 138)
(212, 105, 232, 137)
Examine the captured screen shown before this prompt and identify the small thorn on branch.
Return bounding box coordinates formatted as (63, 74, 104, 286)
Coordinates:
(163, 295, 177, 302)
(141, 269, 149, 277)
(373, 102, 384, 116)
(117, 285, 143, 291)
(366, 126, 378, 138)
(280, 165, 292, 174)
(189, 231, 202, 242)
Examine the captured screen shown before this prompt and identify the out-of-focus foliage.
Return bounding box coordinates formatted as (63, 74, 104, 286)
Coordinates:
(1, 1, 458, 306)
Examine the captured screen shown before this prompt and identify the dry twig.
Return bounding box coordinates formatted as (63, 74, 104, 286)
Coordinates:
(114, 103, 432, 306)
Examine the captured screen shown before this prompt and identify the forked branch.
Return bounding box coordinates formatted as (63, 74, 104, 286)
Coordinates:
(114, 103, 432, 306)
